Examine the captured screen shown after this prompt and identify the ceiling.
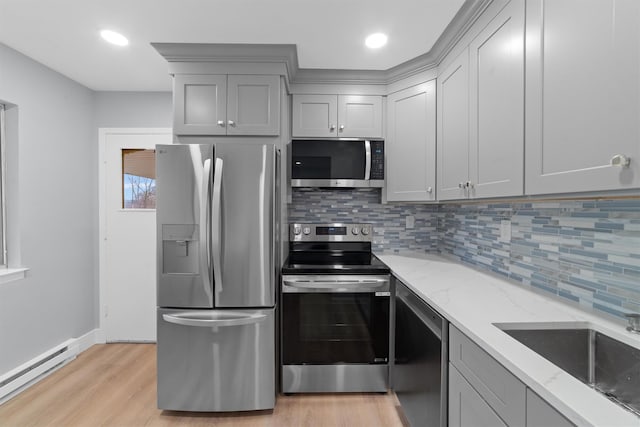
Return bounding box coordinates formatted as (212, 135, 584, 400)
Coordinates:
(0, 0, 465, 92)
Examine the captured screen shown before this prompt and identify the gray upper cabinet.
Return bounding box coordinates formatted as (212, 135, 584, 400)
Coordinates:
(292, 94, 382, 138)
(438, 0, 525, 201)
(338, 95, 383, 138)
(173, 74, 280, 136)
(386, 81, 436, 202)
(525, 0, 640, 194)
(174, 74, 227, 135)
(291, 94, 337, 137)
(469, 0, 524, 198)
(437, 48, 470, 201)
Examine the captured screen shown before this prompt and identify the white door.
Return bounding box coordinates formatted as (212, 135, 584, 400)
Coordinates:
(100, 128, 172, 342)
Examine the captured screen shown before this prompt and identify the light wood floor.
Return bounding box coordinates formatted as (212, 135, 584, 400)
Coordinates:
(0, 344, 407, 427)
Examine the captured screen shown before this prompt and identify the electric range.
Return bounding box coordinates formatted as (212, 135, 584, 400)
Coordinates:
(281, 223, 392, 393)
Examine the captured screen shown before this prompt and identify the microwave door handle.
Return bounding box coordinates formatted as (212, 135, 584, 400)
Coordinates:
(200, 158, 212, 302)
(212, 158, 224, 297)
(364, 140, 371, 180)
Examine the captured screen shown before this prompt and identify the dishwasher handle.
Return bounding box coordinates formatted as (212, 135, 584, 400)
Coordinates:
(397, 288, 445, 340)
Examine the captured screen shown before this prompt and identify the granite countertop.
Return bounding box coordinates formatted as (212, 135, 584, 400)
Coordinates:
(377, 252, 640, 427)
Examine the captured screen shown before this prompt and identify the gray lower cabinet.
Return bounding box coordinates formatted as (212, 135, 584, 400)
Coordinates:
(526, 389, 575, 427)
(449, 325, 526, 426)
(173, 74, 280, 136)
(449, 325, 576, 427)
(449, 364, 508, 427)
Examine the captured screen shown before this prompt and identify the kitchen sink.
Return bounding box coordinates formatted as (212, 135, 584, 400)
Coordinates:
(495, 322, 640, 416)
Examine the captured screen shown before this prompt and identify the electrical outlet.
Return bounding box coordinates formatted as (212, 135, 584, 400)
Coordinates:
(500, 220, 511, 242)
(406, 215, 415, 229)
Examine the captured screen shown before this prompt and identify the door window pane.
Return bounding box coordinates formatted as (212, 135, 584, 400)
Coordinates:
(122, 149, 156, 209)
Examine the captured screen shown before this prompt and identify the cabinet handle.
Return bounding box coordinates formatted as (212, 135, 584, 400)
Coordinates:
(339, 125, 345, 132)
(227, 120, 236, 127)
(610, 154, 631, 168)
(217, 120, 225, 127)
(427, 187, 433, 194)
(329, 124, 336, 131)
(458, 183, 465, 189)
(465, 181, 474, 189)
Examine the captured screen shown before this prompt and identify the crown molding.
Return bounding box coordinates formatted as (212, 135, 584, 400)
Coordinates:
(151, 0, 493, 87)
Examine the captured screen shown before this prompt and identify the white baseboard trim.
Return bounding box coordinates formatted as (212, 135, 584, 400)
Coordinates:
(0, 328, 102, 404)
(93, 328, 107, 345)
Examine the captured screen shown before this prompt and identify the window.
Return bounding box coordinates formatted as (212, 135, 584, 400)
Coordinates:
(0, 104, 6, 266)
(122, 148, 156, 209)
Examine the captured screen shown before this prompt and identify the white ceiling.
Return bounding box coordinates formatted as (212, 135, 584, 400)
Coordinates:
(0, 0, 465, 92)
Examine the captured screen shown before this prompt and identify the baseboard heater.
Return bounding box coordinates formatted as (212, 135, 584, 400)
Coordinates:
(0, 339, 79, 404)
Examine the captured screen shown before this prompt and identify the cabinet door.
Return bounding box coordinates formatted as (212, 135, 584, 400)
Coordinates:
(449, 325, 526, 426)
(525, 0, 640, 194)
(526, 389, 576, 427)
(291, 94, 338, 137)
(437, 49, 470, 200)
(227, 75, 280, 136)
(338, 95, 383, 138)
(469, 0, 524, 198)
(449, 364, 508, 427)
(173, 74, 227, 135)
(386, 82, 436, 201)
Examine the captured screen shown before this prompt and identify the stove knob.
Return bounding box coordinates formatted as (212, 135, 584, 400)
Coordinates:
(351, 227, 359, 235)
(293, 226, 301, 235)
(361, 226, 370, 235)
(303, 227, 311, 235)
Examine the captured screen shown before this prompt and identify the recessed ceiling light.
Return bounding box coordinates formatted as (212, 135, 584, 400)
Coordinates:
(100, 30, 129, 46)
(365, 33, 388, 49)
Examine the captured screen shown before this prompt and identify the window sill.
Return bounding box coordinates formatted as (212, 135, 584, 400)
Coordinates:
(0, 267, 28, 285)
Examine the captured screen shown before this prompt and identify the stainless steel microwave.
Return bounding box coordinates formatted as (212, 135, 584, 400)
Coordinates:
(291, 139, 384, 188)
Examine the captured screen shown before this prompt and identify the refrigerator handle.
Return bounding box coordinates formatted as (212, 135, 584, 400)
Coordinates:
(162, 312, 267, 328)
(211, 158, 224, 296)
(200, 158, 212, 300)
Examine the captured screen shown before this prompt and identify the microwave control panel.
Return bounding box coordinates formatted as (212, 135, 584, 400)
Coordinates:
(370, 140, 385, 180)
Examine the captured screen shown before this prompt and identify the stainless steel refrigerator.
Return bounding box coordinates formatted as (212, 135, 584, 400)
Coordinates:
(155, 143, 277, 412)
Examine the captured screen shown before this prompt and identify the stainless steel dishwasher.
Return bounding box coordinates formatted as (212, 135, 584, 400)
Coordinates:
(394, 279, 448, 427)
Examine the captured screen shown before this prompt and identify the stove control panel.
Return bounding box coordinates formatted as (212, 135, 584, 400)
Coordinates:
(290, 223, 374, 242)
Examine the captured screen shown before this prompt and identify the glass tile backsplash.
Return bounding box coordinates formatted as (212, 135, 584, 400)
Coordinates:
(289, 188, 439, 252)
(289, 189, 640, 320)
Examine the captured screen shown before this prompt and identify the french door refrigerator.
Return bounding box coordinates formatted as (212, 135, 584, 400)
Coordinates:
(156, 143, 277, 412)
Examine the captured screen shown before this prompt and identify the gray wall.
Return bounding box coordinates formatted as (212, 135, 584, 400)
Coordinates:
(0, 44, 96, 373)
(0, 43, 173, 375)
(94, 91, 171, 128)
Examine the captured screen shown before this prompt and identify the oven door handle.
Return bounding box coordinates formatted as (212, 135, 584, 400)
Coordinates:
(282, 278, 389, 293)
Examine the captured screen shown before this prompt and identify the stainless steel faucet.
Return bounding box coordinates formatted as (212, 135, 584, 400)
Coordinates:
(625, 313, 640, 333)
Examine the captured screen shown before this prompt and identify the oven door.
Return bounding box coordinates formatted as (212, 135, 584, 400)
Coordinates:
(281, 275, 390, 365)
